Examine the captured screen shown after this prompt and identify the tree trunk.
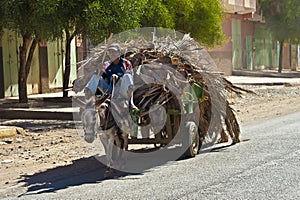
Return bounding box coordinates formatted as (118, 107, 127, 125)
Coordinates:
(26, 39, 38, 77)
(18, 35, 38, 103)
(18, 35, 30, 103)
(278, 40, 284, 73)
(63, 34, 73, 98)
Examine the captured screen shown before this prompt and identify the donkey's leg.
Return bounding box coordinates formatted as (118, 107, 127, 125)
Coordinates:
(106, 133, 115, 168)
(113, 133, 123, 169)
(99, 132, 114, 178)
(100, 132, 114, 169)
(99, 133, 108, 155)
(102, 132, 117, 178)
(121, 131, 129, 151)
(114, 130, 129, 170)
(120, 133, 128, 169)
(218, 127, 229, 143)
(123, 135, 128, 152)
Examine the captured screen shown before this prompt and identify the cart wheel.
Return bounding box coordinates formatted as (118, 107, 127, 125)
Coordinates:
(182, 121, 200, 158)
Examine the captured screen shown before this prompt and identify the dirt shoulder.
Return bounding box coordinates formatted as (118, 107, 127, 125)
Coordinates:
(229, 85, 300, 125)
(0, 121, 95, 198)
(1, 85, 300, 198)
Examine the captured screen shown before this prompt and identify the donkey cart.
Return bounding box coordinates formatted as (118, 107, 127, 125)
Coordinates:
(74, 31, 242, 170)
(124, 64, 205, 159)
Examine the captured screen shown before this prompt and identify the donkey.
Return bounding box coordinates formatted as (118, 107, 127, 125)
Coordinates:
(81, 99, 128, 177)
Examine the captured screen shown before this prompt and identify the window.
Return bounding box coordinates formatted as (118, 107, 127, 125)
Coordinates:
(229, 0, 235, 5)
(244, 0, 250, 8)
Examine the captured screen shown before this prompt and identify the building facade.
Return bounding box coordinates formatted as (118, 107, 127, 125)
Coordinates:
(211, 0, 299, 75)
(0, 29, 78, 98)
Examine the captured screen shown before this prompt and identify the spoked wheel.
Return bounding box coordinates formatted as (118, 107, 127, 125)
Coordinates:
(182, 121, 200, 158)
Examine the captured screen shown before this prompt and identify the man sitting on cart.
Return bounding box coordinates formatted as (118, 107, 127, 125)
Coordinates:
(84, 43, 136, 109)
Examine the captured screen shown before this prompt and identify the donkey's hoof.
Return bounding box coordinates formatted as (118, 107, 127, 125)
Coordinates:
(103, 168, 115, 179)
(217, 138, 228, 144)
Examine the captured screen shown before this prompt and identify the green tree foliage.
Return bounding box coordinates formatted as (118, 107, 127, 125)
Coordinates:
(56, 0, 225, 96)
(0, 0, 147, 99)
(46, 0, 92, 97)
(0, 0, 56, 103)
(187, 0, 225, 47)
(49, 0, 147, 97)
(140, 0, 174, 28)
(260, 0, 300, 72)
(85, 0, 147, 44)
(39, 0, 152, 97)
(163, 0, 225, 47)
(0, 0, 225, 101)
(260, 0, 300, 41)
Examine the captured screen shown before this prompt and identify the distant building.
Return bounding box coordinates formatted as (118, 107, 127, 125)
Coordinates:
(210, 0, 299, 75)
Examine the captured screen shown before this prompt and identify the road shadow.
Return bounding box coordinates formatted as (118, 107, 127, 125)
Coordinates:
(17, 155, 140, 197)
(17, 146, 183, 197)
(208, 139, 250, 153)
(17, 141, 245, 197)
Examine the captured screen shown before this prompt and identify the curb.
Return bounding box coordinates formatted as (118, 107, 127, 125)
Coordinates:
(0, 109, 80, 121)
(232, 82, 300, 86)
(226, 75, 300, 86)
(0, 126, 25, 139)
(232, 70, 300, 78)
(284, 82, 300, 87)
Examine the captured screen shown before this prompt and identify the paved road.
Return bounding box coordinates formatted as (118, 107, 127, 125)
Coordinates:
(5, 112, 300, 200)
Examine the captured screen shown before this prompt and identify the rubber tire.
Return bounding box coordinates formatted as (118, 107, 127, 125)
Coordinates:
(182, 121, 200, 158)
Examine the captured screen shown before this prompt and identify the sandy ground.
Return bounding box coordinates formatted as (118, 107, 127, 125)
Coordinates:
(1, 85, 300, 198)
(229, 85, 300, 124)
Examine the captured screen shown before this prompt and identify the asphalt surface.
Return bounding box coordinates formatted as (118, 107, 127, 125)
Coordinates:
(3, 111, 300, 199)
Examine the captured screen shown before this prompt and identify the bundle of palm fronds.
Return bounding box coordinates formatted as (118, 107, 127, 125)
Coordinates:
(73, 33, 249, 144)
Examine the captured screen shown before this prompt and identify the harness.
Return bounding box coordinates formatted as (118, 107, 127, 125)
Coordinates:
(98, 101, 117, 131)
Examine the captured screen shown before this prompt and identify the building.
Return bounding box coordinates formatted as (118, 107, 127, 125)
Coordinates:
(0, 29, 78, 99)
(211, 0, 299, 75)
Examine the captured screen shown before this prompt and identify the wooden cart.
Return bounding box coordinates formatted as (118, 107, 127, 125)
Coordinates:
(127, 82, 204, 158)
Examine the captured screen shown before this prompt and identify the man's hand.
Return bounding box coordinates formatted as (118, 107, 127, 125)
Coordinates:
(112, 74, 119, 84)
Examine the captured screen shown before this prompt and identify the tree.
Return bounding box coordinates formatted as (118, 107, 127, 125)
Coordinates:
(0, 0, 58, 103)
(162, 0, 226, 47)
(87, 0, 225, 47)
(84, 0, 150, 44)
(48, 0, 148, 97)
(260, 0, 300, 72)
(46, 0, 92, 98)
(1, 0, 226, 102)
(140, 0, 174, 28)
(0, 0, 147, 100)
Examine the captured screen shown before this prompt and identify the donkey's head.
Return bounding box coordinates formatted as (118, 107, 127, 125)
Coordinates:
(81, 99, 113, 143)
(81, 108, 98, 143)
